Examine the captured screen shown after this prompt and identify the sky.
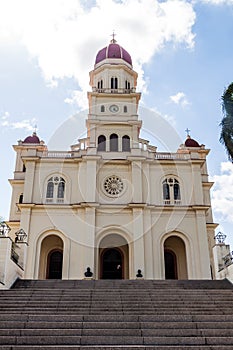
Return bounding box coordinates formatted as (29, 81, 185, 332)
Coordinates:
(0, 0, 233, 249)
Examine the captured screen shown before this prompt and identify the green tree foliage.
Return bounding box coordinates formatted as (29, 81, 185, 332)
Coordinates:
(220, 83, 233, 161)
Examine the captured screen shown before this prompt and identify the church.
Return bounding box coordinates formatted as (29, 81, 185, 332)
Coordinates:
(0, 38, 218, 287)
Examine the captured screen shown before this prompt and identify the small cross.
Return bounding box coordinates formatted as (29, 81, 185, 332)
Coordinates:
(185, 128, 190, 137)
(111, 30, 116, 43)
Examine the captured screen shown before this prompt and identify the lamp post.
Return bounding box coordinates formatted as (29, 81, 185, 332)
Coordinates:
(15, 228, 27, 242)
(214, 231, 227, 244)
(0, 222, 11, 236)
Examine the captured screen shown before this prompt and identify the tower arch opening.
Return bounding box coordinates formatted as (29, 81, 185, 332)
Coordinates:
(110, 134, 118, 152)
(164, 235, 188, 280)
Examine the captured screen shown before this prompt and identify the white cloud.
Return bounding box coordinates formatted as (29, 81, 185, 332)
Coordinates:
(170, 92, 190, 107)
(0, 112, 36, 131)
(198, 0, 233, 4)
(64, 90, 87, 110)
(0, 0, 196, 109)
(211, 162, 233, 223)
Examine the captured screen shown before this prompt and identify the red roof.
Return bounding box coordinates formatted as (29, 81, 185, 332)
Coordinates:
(185, 136, 200, 147)
(95, 42, 132, 66)
(23, 132, 40, 144)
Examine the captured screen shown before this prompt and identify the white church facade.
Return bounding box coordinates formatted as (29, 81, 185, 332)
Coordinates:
(0, 39, 220, 287)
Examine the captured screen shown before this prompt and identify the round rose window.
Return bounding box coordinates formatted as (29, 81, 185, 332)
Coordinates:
(104, 175, 124, 196)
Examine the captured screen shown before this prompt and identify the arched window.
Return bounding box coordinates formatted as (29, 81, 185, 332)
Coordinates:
(111, 77, 118, 90)
(97, 135, 106, 151)
(101, 105, 105, 112)
(174, 181, 181, 201)
(19, 193, 23, 204)
(122, 135, 130, 152)
(123, 106, 127, 113)
(22, 165, 26, 172)
(57, 180, 65, 199)
(125, 80, 130, 91)
(163, 181, 170, 201)
(163, 178, 181, 205)
(46, 179, 54, 199)
(97, 80, 103, 90)
(110, 134, 118, 152)
(46, 176, 66, 203)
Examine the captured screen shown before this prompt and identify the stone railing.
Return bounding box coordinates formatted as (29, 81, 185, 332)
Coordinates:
(92, 87, 136, 94)
(163, 200, 182, 205)
(155, 153, 190, 160)
(43, 151, 73, 158)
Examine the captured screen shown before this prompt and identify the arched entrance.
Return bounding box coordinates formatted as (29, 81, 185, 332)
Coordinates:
(47, 250, 63, 279)
(39, 234, 63, 279)
(101, 248, 123, 279)
(99, 234, 129, 279)
(164, 235, 188, 280)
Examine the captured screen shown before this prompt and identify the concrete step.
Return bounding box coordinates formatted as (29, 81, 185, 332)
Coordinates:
(12, 278, 233, 289)
(0, 279, 232, 348)
(1, 328, 233, 337)
(2, 347, 233, 350)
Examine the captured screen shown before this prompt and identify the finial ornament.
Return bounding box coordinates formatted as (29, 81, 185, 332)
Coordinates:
(110, 30, 117, 43)
(34, 124, 37, 135)
(185, 128, 191, 137)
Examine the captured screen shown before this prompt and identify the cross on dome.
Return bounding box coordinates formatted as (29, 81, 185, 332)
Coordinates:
(185, 128, 191, 137)
(110, 30, 117, 43)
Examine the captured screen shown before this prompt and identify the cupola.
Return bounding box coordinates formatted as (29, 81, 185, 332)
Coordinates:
(185, 135, 200, 148)
(95, 36, 132, 67)
(23, 132, 40, 144)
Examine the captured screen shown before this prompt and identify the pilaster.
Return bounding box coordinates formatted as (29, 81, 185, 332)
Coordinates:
(132, 208, 145, 278)
(131, 161, 142, 203)
(83, 207, 96, 277)
(195, 209, 212, 279)
(23, 161, 36, 203)
(143, 209, 153, 278)
(86, 158, 98, 202)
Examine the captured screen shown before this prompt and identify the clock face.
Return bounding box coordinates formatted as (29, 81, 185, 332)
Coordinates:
(109, 104, 119, 113)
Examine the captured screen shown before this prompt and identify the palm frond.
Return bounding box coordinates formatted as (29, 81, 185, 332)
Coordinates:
(220, 83, 233, 161)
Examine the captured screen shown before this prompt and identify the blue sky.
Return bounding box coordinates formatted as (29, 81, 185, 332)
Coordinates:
(0, 0, 233, 248)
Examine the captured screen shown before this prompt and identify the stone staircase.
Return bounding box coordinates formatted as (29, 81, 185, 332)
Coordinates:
(0, 279, 233, 349)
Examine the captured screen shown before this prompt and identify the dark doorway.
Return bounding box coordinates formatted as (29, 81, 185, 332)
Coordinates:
(47, 250, 63, 279)
(101, 248, 123, 279)
(164, 250, 177, 279)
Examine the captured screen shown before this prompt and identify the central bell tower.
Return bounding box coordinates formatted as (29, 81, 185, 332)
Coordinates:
(87, 38, 141, 151)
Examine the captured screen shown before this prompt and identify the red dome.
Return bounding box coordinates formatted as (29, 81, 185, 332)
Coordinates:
(95, 41, 132, 66)
(23, 132, 40, 144)
(185, 136, 200, 147)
